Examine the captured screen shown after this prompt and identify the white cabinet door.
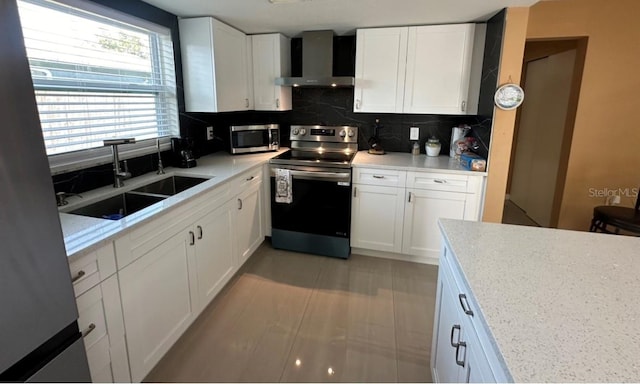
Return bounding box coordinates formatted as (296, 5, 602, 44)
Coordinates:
(213, 19, 251, 112)
(192, 200, 236, 310)
(404, 24, 476, 114)
(119, 230, 197, 382)
(351, 184, 405, 253)
(235, 182, 263, 267)
(432, 258, 465, 383)
(179, 17, 251, 112)
(252, 33, 291, 111)
(354, 27, 408, 113)
(402, 189, 466, 258)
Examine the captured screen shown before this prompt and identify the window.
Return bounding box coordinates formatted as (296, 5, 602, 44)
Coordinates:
(17, 0, 179, 173)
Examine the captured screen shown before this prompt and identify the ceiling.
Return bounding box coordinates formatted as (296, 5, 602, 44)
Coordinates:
(140, 0, 540, 37)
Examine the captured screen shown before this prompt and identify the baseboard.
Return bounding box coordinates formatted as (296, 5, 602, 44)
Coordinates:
(351, 248, 440, 266)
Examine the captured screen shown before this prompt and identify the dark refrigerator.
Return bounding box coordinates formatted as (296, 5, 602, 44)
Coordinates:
(0, 0, 91, 381)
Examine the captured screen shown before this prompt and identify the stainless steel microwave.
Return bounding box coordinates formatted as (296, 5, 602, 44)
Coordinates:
(230, 124, 280, 154)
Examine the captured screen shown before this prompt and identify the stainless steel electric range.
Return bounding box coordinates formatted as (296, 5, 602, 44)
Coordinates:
(269, 125, 358, 258)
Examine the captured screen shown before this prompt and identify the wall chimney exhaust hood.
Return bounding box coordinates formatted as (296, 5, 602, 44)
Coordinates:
(276, 30, 354, 87)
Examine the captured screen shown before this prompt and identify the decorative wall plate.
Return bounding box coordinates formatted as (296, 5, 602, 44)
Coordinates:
(494, 83, 525, 110)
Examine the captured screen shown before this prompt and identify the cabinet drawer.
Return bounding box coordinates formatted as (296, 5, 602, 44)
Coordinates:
(69, 243, 116, 297)
(407, 171, 468, 192)
(76, 284, 108, 350)
(232, 168, 263, 191)
(353, 168, 406, 187)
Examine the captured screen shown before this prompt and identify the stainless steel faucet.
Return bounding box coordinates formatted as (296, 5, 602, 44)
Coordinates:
(104, 138, 136, 188)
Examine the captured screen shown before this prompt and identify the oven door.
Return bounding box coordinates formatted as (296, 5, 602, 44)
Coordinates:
(270, 165, 352, 238)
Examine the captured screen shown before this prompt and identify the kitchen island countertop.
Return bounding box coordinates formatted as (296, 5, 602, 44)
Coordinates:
(59, 149, 285, 260)
(352, 151, 487, 176)
(439, 218, 640, 382)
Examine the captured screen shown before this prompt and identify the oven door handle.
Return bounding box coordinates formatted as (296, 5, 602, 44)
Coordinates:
(272, 168, 351, 183)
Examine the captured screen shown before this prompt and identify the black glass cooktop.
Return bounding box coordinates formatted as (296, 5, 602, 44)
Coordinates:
(270, 149, 355, 168)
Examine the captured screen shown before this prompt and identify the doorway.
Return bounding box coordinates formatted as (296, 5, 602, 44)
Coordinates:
(503, 38, 587, 228)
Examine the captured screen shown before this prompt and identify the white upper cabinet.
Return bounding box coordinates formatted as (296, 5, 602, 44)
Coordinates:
(355, 23, 485, 115)
(404, 24, 476, 114)
(179, 17, 252, 112)
(354, 27, 408, 113)
(251, 33, 292, 111)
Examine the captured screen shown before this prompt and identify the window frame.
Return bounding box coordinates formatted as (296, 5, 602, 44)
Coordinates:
(18, 0, 180, 175)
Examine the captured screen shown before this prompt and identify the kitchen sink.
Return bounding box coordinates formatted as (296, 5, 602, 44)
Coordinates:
(69, 192, 166, 220)
(131, 175, 209, 196)
(68, 175, 210, 220)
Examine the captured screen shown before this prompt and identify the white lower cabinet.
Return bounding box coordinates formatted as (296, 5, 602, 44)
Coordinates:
(432, 245, 501, 383)
(232, 168, 264, 267)
(70, 243, 130, 383)
(192, 199, 236, 308)
(109, 169, 266, 382)
(351, 167, 484, 263)
(402, 189, 466, 257)
(119, 228, 197, 382)
(351, 184, 405, 253)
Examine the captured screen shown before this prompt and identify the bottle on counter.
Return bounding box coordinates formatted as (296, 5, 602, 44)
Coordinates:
(412, 142, 420, 155)
(426, 137, 441, 157)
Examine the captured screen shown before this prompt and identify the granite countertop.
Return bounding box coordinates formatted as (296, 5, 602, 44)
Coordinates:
(59, 150, 286, 260)
(438, 218, 640, 382)
(351, 151, 487, 176)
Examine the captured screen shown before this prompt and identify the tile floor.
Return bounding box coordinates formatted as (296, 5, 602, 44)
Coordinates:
(145, 242, 438, 383)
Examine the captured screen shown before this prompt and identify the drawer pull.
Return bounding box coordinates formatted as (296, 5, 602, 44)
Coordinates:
(246, 176, 255, 181)
(459, 294, 474, 316)
(372, 175, 385, 179)
(82, 323, 96, 338)
(71, 270, 86, 283)
(408, 192, 413, 203)
(197, 225, 203, 240)
(189, 231, 195, 246)
(434, 179, 447, 184)
(353, 187, 357, 198)
(238, 198, 243, 210)
(455, 341, 467, 367)
(450, 324, 461, 347)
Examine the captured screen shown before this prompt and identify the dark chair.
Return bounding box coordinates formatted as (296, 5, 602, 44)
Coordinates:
(589, 190, 640, 235)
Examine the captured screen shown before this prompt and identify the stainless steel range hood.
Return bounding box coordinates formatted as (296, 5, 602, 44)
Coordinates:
(276, 30, 354, 87)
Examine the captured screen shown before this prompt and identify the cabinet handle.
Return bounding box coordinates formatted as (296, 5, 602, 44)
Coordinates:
(450, 324, 461, 347)
(461, 100, 466, 112)
(434, 179, 447, 184)
(353, 187, 357, 198)
(246, 175, 255, 181)
(355, 99, 361, 110)
(71, 270, 85, 283)
(82, 323, 96, 338)
(459, 293, 474, 316)
(408, 192, 413, 203)
(189, 231, 195, 245)
(238, 198, 243, 210)
(197, 225, 203, 240)
(245, 98, 249, 108)
(276, 98, 280, 108)
(455, 341, 467, 367)
(372, 175, 385, 179)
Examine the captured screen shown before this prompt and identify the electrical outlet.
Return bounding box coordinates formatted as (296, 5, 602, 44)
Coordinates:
(612, 195, 621, 205)
(206, 126, 214, 141)
(410, 126, 419, 141)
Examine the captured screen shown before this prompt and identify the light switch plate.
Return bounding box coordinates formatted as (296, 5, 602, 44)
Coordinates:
(410, 127, 419, 140)
(206, 126, 214, 141)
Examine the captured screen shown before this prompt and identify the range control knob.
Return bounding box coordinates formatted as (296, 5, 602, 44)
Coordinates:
(339, 130, 347, 138)
(347, 129, 355, 137)
(292, 127, 299, 135)
(299, 128, 307, 135)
